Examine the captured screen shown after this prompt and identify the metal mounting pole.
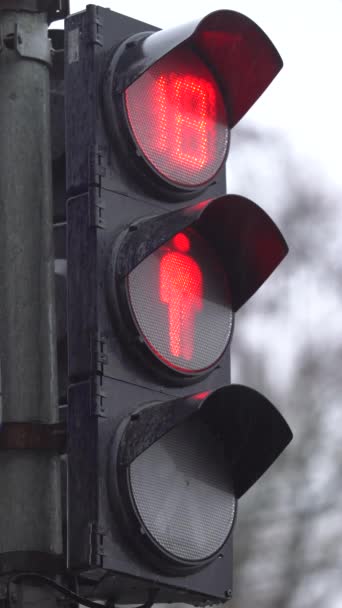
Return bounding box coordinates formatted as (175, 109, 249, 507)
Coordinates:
(0, 1, 69, 605)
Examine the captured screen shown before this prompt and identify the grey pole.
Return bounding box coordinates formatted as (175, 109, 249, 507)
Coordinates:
(0, 2, 66, 604)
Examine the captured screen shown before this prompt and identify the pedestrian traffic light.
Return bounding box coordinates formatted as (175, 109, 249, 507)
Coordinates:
(65, 6, 293, 605)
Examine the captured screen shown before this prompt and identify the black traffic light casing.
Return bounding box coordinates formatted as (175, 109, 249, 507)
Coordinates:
(64, 5, 292, 605)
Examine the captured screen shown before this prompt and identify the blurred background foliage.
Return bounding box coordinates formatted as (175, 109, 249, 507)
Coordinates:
(227, 126, 342, 608)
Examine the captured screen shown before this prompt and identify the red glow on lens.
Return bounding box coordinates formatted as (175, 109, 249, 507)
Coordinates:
(124, 48, 229, 188)
(172, 232, 190, 253)
(126, 228, 233, 375)
(193, 391, 211, 400)
(160, 236, 203, 360)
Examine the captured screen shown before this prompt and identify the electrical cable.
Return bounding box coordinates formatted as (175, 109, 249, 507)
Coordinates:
(6, 572, 159, 608)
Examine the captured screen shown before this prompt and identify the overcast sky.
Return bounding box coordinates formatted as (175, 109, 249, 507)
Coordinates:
(60, 0, 342, 190)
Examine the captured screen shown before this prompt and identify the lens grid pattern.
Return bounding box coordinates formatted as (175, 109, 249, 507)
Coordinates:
(129, 416, 237, 562)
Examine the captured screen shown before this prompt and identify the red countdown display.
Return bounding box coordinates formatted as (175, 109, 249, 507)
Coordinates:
(124, 48, 229, 189)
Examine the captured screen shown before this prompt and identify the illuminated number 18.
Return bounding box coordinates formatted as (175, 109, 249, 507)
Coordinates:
(155, 74, 216, 170)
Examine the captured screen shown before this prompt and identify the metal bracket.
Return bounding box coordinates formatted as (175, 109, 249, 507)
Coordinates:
(16, 22, 52, 64)
(0, 422, 67, 453)
(0, 21, 52, 65)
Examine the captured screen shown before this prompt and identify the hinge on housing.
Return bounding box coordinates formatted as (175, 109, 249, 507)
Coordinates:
(89, 145, 106, 228)
(94, 373, 106, 417)
(94, 198, 105, 229)
(93, 145, 107, 186)
(96, 333, 108, 372)
(89, 523, 106, 568)
(87, 5, 104, 47)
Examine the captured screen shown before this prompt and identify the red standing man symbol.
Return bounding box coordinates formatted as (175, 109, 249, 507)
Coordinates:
(160, 233, 203, 360)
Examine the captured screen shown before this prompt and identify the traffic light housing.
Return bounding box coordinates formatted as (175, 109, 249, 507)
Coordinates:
(64, 6, 292, 604)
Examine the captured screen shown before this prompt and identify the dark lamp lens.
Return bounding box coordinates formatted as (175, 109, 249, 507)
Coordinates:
(126, 228, 233, 374)
(124, 47, 229, 188)
(129, 416, 237, 562)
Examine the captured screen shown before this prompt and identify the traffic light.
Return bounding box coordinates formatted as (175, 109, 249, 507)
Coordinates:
(64, 6, 293, 605)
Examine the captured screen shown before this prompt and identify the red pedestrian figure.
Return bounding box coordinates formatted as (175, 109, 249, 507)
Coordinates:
(160, 233, 203, 360)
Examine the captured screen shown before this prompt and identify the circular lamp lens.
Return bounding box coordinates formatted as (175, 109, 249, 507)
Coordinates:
(129, 416, 237, 562)
(124, 47, 229, 189)
(126, 228, 233, 375)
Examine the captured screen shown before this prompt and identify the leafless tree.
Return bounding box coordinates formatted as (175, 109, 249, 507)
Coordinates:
(229, 127, 342, 608)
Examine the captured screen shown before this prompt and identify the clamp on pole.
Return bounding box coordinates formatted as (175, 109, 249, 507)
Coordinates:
(0, 20, 52, 65)
(0, 422, 67, 453)
(0, 1, 69, 65)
